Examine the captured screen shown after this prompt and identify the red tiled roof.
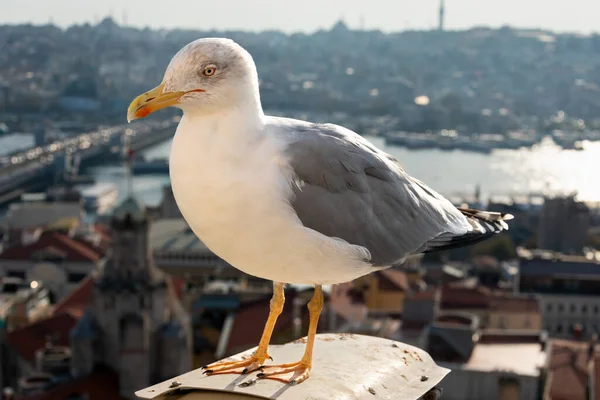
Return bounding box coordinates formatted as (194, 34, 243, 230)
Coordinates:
(546, 339, 593, 400)
(53, 276, 94, 317)
(0, 231, 102, 263)
(52, 233, 102, 262)
(408, 287, 439, 301)
(225, 294, 275, 354)
(20, 366, 128, 400)
(225, 290, 324, 355)
(377, 269, 408, 291)
(441, 285, 490, 309)
(441, 281, 540, 313)
(71, 236, 108, 257)
(488, 296, 539, 313)
(6, 313, 79, 363)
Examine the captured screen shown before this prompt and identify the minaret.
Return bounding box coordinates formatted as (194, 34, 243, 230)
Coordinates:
(438, 0, 445, 31)
(123, 135, 134, 198)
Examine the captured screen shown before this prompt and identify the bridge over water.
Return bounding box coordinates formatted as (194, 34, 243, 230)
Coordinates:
(0, 118, 178, 205)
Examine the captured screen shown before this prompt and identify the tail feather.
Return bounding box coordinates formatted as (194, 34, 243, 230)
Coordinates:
(421, 207, 513, 253)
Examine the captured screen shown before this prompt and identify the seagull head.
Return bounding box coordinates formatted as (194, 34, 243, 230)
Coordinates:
(127, 38, 260, 122)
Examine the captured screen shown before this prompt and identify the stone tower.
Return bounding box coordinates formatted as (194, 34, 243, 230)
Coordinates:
(70, 197, 192, 399)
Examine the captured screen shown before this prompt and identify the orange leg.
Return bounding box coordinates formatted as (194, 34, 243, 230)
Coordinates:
(203, 282, 285, 375)
(257, 285, 323, 385)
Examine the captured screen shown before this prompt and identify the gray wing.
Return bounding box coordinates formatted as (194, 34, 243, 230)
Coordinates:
(271, 117, 511, 267)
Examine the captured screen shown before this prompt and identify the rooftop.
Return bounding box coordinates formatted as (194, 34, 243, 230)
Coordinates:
(519, 248, 600, 278)
(545, 339, 598, 400)
(20, 365, 128, 400)
(488, 295, 539, 313)
(6, 312, 79, 363)
(150, 218, 211, 254)
(52, 275, 94, 318)
(0, 230, 103, 263)
(441, 280, 540, 312)
(3, 202, 82, 230)
(376, 269, 409, 291)
(461, 342, 546, 376)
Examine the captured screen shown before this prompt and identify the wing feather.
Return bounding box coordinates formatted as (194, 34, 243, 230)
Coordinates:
(269, 118, 511, 267)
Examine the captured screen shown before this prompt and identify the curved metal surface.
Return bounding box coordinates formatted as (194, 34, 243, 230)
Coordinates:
(136, 333, 449, 400)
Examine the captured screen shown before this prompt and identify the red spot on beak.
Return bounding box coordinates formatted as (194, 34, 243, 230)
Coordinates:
(135, 107, 151, 119)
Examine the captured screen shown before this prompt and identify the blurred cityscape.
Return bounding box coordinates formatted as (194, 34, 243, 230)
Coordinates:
(1, 8, 600, 400)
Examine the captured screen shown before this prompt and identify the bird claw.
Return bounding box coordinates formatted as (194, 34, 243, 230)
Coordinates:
(256, 361, 311, 385)
(242, 365, 265, 374)
(202, 354, 271, 376)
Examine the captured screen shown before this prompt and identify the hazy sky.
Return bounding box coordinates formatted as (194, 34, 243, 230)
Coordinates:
(0, 0, 597, 34)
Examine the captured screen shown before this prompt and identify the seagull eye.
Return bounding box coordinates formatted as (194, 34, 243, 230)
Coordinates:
(202, 65, 217, 77)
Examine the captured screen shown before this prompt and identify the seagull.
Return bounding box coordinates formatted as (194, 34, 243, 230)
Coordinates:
(127, 38, 513, 385)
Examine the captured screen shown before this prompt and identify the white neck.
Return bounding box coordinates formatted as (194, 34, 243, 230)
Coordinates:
(173, 91, 267, 164)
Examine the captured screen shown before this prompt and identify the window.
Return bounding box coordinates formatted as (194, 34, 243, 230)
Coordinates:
(7, 271, 25, 279)
(558, 304, 564, 313)
(65, 393, 89, 400)
(499, 317, 506, 329)
(67, 272, 87, 283)
(571, 304, 576, 313)
(498, 377, 520, 400)
(594, 305, 599, 314)
(582, 305, 588, 314)
(565, 280, 580, 291)
(546, 303, 553, 312)
(556, 324, 563, 333)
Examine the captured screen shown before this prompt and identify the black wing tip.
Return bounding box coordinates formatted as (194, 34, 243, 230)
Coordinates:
(421, 208, 512, 254)
(457, 207, 514, 225)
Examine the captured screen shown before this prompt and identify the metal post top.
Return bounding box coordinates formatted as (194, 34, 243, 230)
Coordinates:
(136, 333, 447, 400)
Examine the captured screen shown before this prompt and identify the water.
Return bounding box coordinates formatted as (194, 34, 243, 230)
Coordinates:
(367, 136, 600, 202)
(0, 133, 35, 156)
(86, 135, 600, 207)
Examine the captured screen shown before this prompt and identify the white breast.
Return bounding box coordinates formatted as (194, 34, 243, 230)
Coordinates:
(168, 113, 376, 285)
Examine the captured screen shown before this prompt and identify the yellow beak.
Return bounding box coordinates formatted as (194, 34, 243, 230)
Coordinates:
(127, 83, 186, 122)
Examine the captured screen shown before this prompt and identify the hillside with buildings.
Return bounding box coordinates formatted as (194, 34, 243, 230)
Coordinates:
(2, 18, 600, 136)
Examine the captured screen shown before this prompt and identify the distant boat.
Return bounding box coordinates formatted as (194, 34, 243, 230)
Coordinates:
(79, 182, 118, 213)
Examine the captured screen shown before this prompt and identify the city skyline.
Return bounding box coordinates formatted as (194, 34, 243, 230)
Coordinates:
(0, 0, 599, 34)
